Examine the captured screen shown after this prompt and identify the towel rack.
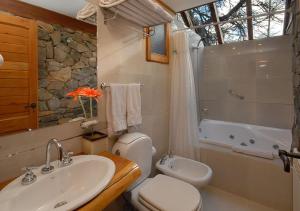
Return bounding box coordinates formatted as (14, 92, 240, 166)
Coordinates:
(100, 82, 144, 90)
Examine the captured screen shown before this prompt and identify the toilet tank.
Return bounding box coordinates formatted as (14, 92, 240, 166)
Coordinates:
(112, 133, 153, 190)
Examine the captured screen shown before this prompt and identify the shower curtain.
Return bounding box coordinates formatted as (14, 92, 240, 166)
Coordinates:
(169, 31, 200, 159)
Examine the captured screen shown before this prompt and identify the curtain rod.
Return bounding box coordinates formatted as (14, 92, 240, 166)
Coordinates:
(173, 9, 290, 32)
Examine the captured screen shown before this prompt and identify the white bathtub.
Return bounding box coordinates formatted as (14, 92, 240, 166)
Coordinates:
(199, 119, 292, 159)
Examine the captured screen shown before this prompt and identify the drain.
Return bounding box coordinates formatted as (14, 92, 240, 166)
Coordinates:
(54, 201, 68, 208)
(249, 139, 255, 144)
(273, 144, 279, 150)
(240, 142, 248, 146)
(229, 134, 235, 139)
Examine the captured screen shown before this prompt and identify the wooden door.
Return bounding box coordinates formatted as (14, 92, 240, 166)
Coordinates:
(0, 13, 38, 134)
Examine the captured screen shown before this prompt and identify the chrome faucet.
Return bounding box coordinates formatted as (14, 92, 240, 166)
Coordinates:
(41, 138, 64, 174)
(160, 154, 169, 165)
(160, 151, 174, 165)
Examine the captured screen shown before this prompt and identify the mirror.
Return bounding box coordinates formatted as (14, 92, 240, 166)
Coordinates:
(146, 23, 170, 64)
(0, 12, 98, 135)
(37, 23, 98, 128)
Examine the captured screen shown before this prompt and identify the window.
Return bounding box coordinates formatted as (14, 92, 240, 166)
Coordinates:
(181, 0, 288, 46)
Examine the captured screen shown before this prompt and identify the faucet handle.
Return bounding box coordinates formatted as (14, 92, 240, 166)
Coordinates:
(21, 166, 37, 185)
(61, 151, 73, 167)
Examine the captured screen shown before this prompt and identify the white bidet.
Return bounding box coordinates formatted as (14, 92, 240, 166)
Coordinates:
(156, 155, 213, 189)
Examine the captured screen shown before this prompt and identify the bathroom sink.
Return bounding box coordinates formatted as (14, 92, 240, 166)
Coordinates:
(0, 155, 115, 211)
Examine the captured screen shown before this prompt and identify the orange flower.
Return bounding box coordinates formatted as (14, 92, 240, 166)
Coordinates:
(79, 87, 103, 99)
(66, 87, 102, 101)
(66, 88, 82, 101)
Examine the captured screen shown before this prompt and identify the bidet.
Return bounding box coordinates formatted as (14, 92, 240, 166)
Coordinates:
(156, 155, 213, 189)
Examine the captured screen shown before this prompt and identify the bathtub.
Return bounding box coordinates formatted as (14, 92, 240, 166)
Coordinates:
(199, 119, 292, 159)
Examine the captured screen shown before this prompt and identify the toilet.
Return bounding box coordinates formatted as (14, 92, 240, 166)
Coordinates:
(112, 132, 203, 211)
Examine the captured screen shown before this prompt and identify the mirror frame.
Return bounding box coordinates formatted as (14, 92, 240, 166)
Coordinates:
(145, 23, 170, 64)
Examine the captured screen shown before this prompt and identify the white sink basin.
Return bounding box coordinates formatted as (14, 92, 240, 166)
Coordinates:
(0, 155, 115, 211)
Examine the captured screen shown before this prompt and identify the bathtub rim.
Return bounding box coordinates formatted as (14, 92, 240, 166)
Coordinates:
(197, 141, 284, 167)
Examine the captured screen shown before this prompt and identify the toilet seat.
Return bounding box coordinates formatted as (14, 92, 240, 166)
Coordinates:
(137, 174, 201, 211)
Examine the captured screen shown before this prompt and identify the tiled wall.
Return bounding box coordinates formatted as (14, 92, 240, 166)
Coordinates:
(194, 36, 293, 129)
(0, 122, 85, 182)
(97, 11, 171, 164)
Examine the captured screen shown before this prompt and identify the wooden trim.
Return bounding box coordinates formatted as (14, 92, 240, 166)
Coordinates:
(209, 3, 224, 45)
(28, 19, 38, 129)
(246, 0, 254, 40)
(283, 0, 291, 34)
(146, 23, 170, 64)
(180, 12, 191, 28)
(154, 0, 176, 15)
(0, 0, 96, 34)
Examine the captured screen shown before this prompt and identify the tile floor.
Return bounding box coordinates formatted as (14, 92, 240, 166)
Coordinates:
(201, 186, 278, 211)
(105, 186, 280, 211)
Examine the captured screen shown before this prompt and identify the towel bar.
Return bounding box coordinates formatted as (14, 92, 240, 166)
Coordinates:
(100, 82, 144, 90)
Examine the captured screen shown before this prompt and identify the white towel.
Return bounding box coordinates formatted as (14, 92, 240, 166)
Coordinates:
(127, 83, 142, 127)
(106, 84, 127, 135)
(76, 3, 97, 20)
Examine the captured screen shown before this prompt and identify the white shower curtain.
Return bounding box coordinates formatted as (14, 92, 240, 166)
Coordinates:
(169, 31, 200, 159)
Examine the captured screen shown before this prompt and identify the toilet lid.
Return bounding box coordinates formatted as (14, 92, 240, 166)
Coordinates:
(138, 174, 201, 211)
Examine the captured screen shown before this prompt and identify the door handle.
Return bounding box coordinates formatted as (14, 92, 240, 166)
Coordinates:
(0, 53, 4, 66)
(24, 103, 37, 110)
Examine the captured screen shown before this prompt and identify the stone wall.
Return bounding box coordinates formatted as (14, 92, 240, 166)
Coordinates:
(37, 22, 97, 127)
(292, 0, 300, 149)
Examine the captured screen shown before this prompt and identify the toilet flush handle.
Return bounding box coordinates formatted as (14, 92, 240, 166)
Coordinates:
(115, 149, 121, 156)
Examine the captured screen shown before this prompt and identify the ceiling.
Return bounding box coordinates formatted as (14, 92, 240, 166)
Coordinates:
(161, 0, 215, 12)
(20, 0, 213, 18)
(20, 0, 87, 18)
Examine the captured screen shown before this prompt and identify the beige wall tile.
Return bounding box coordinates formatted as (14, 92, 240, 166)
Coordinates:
(98, 17, 171, 169)
(199, 146, 292, 211)
(199, 35, 293, 128)
(256, 78, 293, 104)
(256, 103, 294, 129)
(223, 101, 257, 124)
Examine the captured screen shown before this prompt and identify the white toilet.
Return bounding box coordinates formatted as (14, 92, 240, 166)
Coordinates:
(112, 132, 203, 211)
